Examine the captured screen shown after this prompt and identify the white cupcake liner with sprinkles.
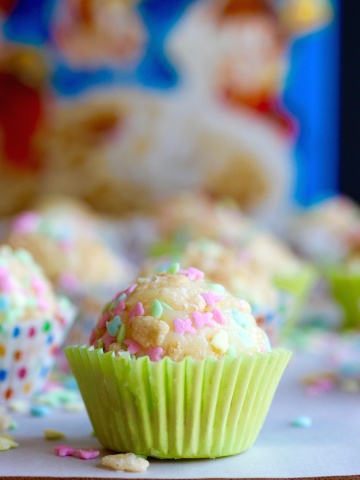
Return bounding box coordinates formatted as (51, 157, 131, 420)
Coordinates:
(0, 317, 70, 402)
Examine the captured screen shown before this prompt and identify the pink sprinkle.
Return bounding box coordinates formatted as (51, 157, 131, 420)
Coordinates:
(179, 267, 204, 281)
(147, 346, 164, 362)
(37, 296, 49, 311)
(18, 367, 27, 379)
(102, 332, 115, 351)
(113, 301, 125, 315)
(192, 311, 216, 329)
(89, 329, 96, 346)
(58, 272, 80, 291)
(0, 266, 8, 278)
(212, 308, 227, 325)
(98, 311, 110, 329)
(173, 318, 196, 335)
(128, 302, 144, 322)
(31, 277, 45, 294)
(124, 339, 142, 354)
(202, 292, 222, 307)
(12, 212, 40, 234)
(74, 449, 100, 460)
(0, 276, 15, 293)
(55, 445, 76, 457)
(125, 284, 137, 295)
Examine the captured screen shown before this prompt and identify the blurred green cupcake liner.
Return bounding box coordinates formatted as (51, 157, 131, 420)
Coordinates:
(65, 346, 291, 459)
(274, 266, 317, 336)
(327, 268, 360, 330)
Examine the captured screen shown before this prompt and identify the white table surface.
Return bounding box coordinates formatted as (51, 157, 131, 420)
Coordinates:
(1, 348, 360, 480)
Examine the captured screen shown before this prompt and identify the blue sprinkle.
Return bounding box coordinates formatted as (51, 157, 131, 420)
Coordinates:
(30, 405, 51, 417)
(232, 309, 249, 328)
(13, 326, 20, 338)
(291, 415, 312, 428)
(47, 334, 54, 344)
(0, 295, 9, 311)
(0, 369, 7, 381)
(40, 366, 49, 378)
(118, 293, 126, 301)
(106, 316, 121, 337)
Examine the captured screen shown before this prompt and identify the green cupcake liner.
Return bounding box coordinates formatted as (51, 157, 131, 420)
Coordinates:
(327, 269, 360, 330)
(274, 265, 317, 336)
(65, 346, 291, 459)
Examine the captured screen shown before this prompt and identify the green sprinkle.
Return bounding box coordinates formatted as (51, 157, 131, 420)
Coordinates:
(43, 321, 52, 332)
(97, 339, 104, 349)
(168, 262, 180, 274)
(160, 301, 173, 310)
(151, 299, 163, 318)
(117, 324, 126, 343)
(207, 283, 226, 294)
(232, 309, 249, 328)
(15, 249, 33, 264)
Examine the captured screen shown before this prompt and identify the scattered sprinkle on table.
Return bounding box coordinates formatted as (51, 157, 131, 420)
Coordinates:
(291, 415, 312, 428)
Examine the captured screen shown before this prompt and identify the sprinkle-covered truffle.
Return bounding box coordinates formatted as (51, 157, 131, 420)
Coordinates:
(90, 265, 271, 361)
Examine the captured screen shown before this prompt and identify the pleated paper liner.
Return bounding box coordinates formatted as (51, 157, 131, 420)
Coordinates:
(274, 265, 317, 337)
(65, 346, 291, 459)
(0, 316, 73, 403)
(327, 267, 360, 330)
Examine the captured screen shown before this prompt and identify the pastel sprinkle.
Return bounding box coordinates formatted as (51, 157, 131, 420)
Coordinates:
(44, 429, 66, 441)
(173, 317, 196, 335)
(151, 299, 163, 318)
(128, 302, 145, 322)
(192, 311, 216, 329)
(117, 324, 126, 343)
(168, 262, 180, 274)
(147, 346, 164, 362)
(89, 329, 96, 345)
(0, 295, 9, 312)
(113, 301, 125, 316)
(202, 292, 222, 307)
(232, 309, 250, 328)
(102, 332, 116, 351)
(125, 284, 137, 295)
(207, 283, 226, 294)
(117, 293, 127, 301)
(106, 316, 122, 337)
(212, 308, 227, 325)
(291, 416, 312, 428)
(55, 445, 76, 457)
(30, 405, 51, 417)
(179, 267, 204, 281)
(124, 339, 142, 354)
(12, 212, 40, 234)
(74, 448, 100, 460)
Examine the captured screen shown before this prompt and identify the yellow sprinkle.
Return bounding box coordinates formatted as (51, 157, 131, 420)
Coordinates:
(44, 429, 66, 441)
(210, 330, 229, 354)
